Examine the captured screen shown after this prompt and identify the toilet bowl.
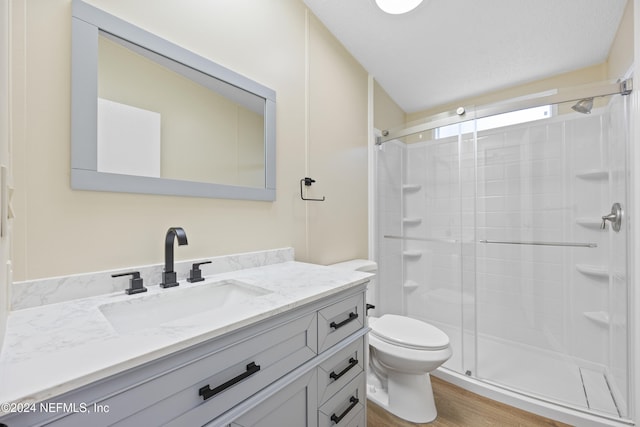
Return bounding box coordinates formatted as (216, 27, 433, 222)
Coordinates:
(368, 314, 451, 423)
(328, 259, 452, 424)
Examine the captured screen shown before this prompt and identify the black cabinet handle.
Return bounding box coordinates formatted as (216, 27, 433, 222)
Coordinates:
(330, 312, 358, 330)
(330, 396, 359, 424)
(329, 358, 358, 382)
(198, 362, 260, 401)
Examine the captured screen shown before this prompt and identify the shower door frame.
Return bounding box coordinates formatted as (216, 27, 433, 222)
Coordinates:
(377, 80, 632, 145)
(371, 78, 636, 426)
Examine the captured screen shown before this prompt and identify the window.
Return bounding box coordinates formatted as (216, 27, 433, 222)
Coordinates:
(435, 105, 553, 139)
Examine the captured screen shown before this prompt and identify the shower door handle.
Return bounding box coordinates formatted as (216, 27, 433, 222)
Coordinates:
(601, 203, 622, 232)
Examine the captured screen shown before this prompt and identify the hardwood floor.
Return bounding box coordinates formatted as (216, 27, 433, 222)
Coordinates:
(367, 376, 573, 426)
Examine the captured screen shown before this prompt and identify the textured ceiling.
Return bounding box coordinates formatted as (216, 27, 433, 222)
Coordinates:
(303, 0, 628, 113)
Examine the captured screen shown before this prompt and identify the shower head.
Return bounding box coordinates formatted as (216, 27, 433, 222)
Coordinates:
(571, 98, 594, 114)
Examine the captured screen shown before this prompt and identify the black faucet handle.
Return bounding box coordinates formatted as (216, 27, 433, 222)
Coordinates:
(112, 271, 148, 295)
(112, 271, 141, 279)
(193, 261, 212, 269)
(187, 261, 212, 283)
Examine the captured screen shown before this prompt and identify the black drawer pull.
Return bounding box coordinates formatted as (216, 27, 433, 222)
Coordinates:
(330, 396, 359, 424)
(330, 312, 358, 330)
(329, 358, 358, 381)
(198, 362, 261, 401)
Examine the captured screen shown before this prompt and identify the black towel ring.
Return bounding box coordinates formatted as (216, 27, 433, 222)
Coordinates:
(300, 177, 325, 201)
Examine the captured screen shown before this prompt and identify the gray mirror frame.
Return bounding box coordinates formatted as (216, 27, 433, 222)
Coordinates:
(71, 0, 276, 201)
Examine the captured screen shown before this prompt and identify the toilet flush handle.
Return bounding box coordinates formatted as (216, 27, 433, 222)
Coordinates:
(366, 304, 376, 315)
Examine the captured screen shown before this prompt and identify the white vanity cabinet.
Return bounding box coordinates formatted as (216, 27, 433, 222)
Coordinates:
(225, 318, 367, 427)
(0, 285, 367, 427)
(111, 311, 318, 427)
(222, 291, 367, 427)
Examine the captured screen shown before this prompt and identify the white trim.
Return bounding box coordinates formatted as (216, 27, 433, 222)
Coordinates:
(304, 8, 310, 260)
(368, 75, 375, 261)
(630, 2, 640, 424)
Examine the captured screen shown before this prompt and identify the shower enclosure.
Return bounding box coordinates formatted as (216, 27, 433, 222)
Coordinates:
(374, 81, 632, 424)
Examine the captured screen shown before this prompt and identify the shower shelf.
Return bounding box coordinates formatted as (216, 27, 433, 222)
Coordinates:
(576, 264, 608, 279)
(403, 280, 419, 290)
(403, 184, 422, 192)
(576, 217, 603, 229)
(583, 311, 610, 327)
(402, 250, 422, 258)
(403, 217, 422, 225)
(575, 169, 609, 180)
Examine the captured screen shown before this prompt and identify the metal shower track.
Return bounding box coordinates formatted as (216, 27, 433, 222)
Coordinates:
(376, 78, 633, 145)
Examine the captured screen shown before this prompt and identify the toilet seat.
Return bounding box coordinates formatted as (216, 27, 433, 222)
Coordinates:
(370, 314, 449, 351)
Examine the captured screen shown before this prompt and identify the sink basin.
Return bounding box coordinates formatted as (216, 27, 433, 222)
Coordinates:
(99, 279, 272, 333)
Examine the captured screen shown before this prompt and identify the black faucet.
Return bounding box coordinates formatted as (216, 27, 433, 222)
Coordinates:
(160, 227, 188, 288)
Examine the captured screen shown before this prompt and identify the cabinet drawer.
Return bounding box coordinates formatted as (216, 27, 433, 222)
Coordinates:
(317, 293, 364, 353)
(318, 372, 365, 427)
(229, 370, 318, 427)
(317, 337, 364, 405)
(103, 312, 317, 427)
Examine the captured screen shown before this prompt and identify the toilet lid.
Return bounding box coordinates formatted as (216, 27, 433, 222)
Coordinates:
(370, 314, 449, 350)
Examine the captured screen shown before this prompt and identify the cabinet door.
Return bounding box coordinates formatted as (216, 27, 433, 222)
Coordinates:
(230, 370, 318, 427)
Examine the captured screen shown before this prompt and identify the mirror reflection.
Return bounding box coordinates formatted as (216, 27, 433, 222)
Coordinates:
(97, 33, 265, 188)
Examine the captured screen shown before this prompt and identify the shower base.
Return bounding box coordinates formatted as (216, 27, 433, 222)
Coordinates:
(430, 322, 625, 423)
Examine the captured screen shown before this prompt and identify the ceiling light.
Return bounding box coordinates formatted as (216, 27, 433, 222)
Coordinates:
(375, 0, 423, 14)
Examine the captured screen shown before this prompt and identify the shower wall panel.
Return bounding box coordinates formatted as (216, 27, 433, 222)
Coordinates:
(565, 113, 610, 368)
(475, 120, 569, 355)
(474, 111, 615, 371)
(605, 94, 629, 415)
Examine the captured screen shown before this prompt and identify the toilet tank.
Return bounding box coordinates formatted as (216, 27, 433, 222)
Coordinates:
(328, 259, 377, 316)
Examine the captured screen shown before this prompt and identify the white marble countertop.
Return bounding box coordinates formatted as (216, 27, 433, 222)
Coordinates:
(0, 261, 371, 410)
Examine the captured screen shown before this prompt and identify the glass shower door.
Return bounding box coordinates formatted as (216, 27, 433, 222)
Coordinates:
(374, 127, 468, 374)
(401, 131, 466, 373)
(473, 95, 629, 418)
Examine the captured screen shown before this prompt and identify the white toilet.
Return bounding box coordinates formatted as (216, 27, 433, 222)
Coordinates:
(329, 259, 452, 423)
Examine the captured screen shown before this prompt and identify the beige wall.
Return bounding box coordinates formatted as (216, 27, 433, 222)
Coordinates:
(608, 0, 634, 79)
(8, 0, 634, 282)
(406, 63, 608, 123)
(10, 0, 369, 281)
(306, 13, 369, 265)
(373, 80, 406, 132)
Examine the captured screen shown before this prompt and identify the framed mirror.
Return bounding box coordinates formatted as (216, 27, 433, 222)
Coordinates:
(71, 0, 276, 201)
